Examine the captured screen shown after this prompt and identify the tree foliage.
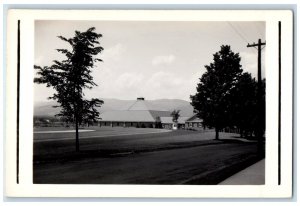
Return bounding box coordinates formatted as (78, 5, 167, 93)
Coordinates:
(190, 45, 265, 140)
(230, 74, 266, 138)
(34, 27, 104, 151)
(171, 110, 181, 123)
(190, 45, 243, 139)
(229, 72, 257, 137)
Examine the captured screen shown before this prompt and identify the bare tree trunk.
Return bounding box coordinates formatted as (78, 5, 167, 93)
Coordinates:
(75, 85, 80, 152)
(75, 115, 79, 152)
(215, 128, 219, 140)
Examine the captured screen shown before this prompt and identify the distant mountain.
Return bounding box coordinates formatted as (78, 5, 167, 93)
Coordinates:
(34, 98, 195, 117)
(34, 101, 61, 117)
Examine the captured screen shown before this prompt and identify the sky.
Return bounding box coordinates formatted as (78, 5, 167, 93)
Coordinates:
(34, 20, 265, 102)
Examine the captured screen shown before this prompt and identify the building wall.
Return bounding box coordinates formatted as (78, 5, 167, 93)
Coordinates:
(162, 123, 172, 130)
(162, 123, 186, 130)
(99, 121, 155, 128)
(99, 121, 202, 129)
(185, 122, 203, 129)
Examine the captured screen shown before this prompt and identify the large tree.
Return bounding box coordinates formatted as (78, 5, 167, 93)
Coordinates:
(34, 27, 104, 151)
(190, 45, 243, 140)
(229, 72, 257, 138)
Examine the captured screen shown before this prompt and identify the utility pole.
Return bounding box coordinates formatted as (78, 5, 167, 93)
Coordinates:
(247, 39, 266, 157)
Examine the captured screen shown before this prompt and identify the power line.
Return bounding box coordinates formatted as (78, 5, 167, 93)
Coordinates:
(227, 22, 250, 45)
(255, 23, 265, 37)
(227, 22, 257, 53)
(255, 26, 264, 37)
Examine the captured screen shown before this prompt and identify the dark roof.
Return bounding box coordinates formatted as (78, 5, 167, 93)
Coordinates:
(185, 114, 202, 123)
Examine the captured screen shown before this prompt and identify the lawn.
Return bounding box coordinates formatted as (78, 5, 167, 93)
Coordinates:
(33, 128, 264, 184)
(34, 127, 246, 162)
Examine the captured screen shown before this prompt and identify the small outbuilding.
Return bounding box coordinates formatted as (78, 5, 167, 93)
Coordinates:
(185, 114, 203, 129)
(160, 117, 190, 130)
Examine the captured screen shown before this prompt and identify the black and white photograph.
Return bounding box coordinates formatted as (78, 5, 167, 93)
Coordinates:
(33, 20, 266, 185)
(4, 9, 293, 198)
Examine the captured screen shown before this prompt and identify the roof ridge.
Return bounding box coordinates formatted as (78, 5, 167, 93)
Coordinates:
(126, 100, 140, 110)
(185, 114, 198, 121)
(127, 99, 150, 111)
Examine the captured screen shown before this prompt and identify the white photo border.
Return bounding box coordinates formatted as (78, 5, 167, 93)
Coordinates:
(5, 9, 293, 198)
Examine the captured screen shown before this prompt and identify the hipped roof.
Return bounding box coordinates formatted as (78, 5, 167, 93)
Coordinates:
(100, 99, 171, 122)
(185, 114, 202, 123)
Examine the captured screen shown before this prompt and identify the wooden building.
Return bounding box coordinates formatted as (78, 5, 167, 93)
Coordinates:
(99, 98, 171, 128)
(185, 114, 203, 129)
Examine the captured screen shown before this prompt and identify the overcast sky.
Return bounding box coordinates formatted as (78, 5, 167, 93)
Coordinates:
(34, 20, 265, 102)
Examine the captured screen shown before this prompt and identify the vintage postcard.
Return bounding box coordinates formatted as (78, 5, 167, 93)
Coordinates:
(5, 10, 293, 197)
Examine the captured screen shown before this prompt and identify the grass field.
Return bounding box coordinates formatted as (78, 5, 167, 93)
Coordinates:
(33, 127, 248, 162)
(33, 127, 264, 184)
